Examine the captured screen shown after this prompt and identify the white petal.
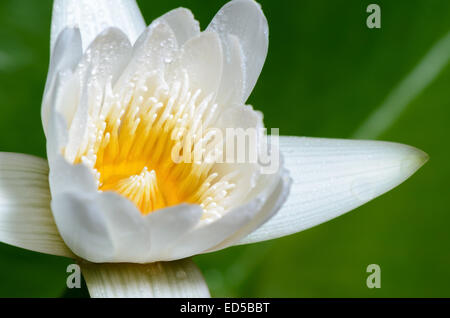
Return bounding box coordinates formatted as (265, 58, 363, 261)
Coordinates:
(61, 28, 132, 161)
(207, 0, 268, 102)
(50, 154, 203, 263)
(44, 28, 132, 158)
(208, 165, 291, 252)
(166, 163, 290, 259)
(42, 28, 82, 135)
(238, 136, 428, 244)
(159, 8, 200, 46)
(214, 34, 246, 107)
(0, 152, 73, 258)
(167, 31, 223, 100)
(80, 258, 210, 298)
(115, 20, 178, 88)
(51, 0, 145, 53)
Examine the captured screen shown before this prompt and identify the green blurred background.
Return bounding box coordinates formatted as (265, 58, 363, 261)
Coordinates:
(0, 0, 449, 297)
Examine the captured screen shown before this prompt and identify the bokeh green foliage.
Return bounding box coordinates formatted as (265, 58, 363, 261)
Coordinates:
(0, 0, 448, 297)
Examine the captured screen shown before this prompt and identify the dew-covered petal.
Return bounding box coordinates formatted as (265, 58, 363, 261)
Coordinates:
(159, 8, 200, 47)
(42, 27, 82, 136)
(214, 34, 246, 107)
(51, 0, 145, 53)
(238, 136, 429, 244)
(115, 21, 178, 88)
(167, 31, 223, 101)
(60, 28, 132, 163)
(207, 0, 268, 102)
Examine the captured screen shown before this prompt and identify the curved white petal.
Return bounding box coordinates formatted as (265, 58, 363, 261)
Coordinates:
(50, 154, 203, 263)
(208, 164, 291, 252)
(42, 28, 82, 135)
(166, 177, 278, 260)
(159, 8, 200, 47)
(81, 258, 210, 298)
(0, 152, 73, 258)
(238, 136, 429, 244)
(167, 31, 223, 100)
(214, 34, 245, 107)
(207, 0, 268, 103)
(115, 20, 178, 88)
(44, 27, 132, 149)
(51, 0, 145, 53)
(62, 28, 132, 162)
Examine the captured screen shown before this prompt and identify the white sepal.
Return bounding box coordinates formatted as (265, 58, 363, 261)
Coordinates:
(0, 152, 73, 258)
(239, 136, 428, 244)
(81, 258, 210, 298)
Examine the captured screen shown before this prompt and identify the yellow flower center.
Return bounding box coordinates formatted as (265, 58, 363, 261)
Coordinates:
(64, 73, 236, 218)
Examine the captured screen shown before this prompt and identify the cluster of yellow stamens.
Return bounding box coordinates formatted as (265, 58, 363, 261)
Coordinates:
(63, 71, 237, 219)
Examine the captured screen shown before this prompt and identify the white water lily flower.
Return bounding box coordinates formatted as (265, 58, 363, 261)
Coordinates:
(0, 0, 427, 297)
